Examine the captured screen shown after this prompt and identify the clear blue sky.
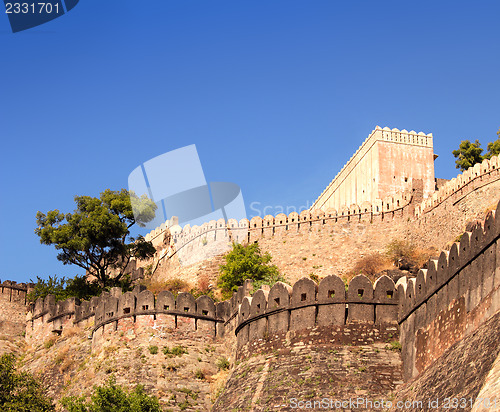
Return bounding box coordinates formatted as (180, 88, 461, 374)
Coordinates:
(1, 1, 499, 284)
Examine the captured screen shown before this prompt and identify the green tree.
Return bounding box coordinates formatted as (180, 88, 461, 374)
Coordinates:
(484, 128, 500, 159)
(452, 139, 484, 171)
(35, 189, 157, 287)
(60, 377, 161, 412)
(0, 353, 55, 411)
(217, 242, 285, 298)
(27, 274, 105, 303)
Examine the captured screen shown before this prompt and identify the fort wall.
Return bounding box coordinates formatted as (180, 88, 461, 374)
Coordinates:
(0, 281, 31, 338)
(397, 200, 500, 380)
(140, 155, 500, 285)
(234, 273, 399, 359)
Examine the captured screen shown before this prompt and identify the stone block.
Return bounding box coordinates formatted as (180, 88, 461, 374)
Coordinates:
(267, 281, 291, 335)
(317, 275, 345, 325)
(290, 277, 317, 330)
(248, 289, 268, 341)
(374, 275, 397, 323)
(348, 275, 374, 323)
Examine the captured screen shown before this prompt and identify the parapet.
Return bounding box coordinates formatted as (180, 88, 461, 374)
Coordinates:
(398, 199, 500, 326)
(416, 155, 500, 216)
(235, 273, 399, 349)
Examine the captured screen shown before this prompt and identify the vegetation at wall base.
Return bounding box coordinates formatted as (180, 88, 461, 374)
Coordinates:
(217, 242, 286, 299)
(0, 353, 55, 411)
(60, 376, 161, 412)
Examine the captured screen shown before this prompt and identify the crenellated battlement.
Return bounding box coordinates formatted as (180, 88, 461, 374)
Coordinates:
(416, 155, 500, 216)
(397, 199, 500, 380)
(234, 273, 399, 353)
(136, 151, 500, 276)
(0, 280, 32, 305)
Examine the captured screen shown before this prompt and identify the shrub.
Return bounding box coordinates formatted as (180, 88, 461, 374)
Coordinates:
(148, 345, 158, 355)
(218, 242, 287, 299)
(61, 376, 161, 412)
(163, 278, 191, 296)
(216, 357, 230, 371)
(386, 239, 437, 273)
(194, 369, 205, 380)
(387, 340, 402, 352)
(351, 252, 392, 281)
(163, 345, 188, 357)
(0, 353, 55, 411)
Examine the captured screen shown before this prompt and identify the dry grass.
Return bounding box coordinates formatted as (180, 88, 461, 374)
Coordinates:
(349, 252, 394, 282)
(62, 326, 80, 338)
(140, 277, 193, 295)
(210, 369, 231, 402)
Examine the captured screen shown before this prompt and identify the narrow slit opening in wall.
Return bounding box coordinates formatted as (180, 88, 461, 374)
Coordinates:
(358, 289, 364, 298)
(153, 314, 156, 320)
(142, 305, 148, 311)
(184, 307, 189, 312)
(329, 290, 335, 299)
(345, 304, 348, 324)
(387, 291, 393, 299)
(124, 307, 130, 314)
(301, 293, 307, 302)
(274, 297, 280, 307)
(202, 310, 208, 316)
(164, 305, 169, 311)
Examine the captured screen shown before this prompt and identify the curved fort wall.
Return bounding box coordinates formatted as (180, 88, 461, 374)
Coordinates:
(234, 274, 400, 359)
(5, 200, 500, 388)
(397, 200, 500, 380)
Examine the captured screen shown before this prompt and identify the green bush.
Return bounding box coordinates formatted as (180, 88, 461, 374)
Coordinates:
(148, 346, 158, 355)
(60, 376, 161, 412)
(218, 242, 287, 299)
(0, 353, 55, 411)
(216, 357, 230, 371)
(162, 345, 188, 357)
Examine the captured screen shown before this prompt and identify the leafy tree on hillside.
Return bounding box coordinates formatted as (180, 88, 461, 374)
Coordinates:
(484, 128, 500, 159)
(35, 189, 157, 287)
(0, 353, 55, 411)
(217, 242, 286, 298)
(27, 274, 109, 303)
(452, 139, 484, 171)
(61, 377, 161, 412)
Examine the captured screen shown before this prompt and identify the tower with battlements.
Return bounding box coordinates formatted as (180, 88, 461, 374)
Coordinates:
(312, 126, 436, 211)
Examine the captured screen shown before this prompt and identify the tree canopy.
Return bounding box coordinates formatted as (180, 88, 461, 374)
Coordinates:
(0, 353, 55, 411)
(35, 189, 157, 287)
(452, 128, 500, 171)
(217, 242, 286, 298)
(61, 377, 161, 412)
(452, 139, 484, 171)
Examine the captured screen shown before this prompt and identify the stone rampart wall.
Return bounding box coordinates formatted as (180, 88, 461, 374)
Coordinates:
(416, 155, 499, 216)
(397, 200, 500, 380)
(0, 281, 31, 338)
(140, 155, 500, 276)
(25, 279, 254, 350)
(234, 274, 399, 354)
